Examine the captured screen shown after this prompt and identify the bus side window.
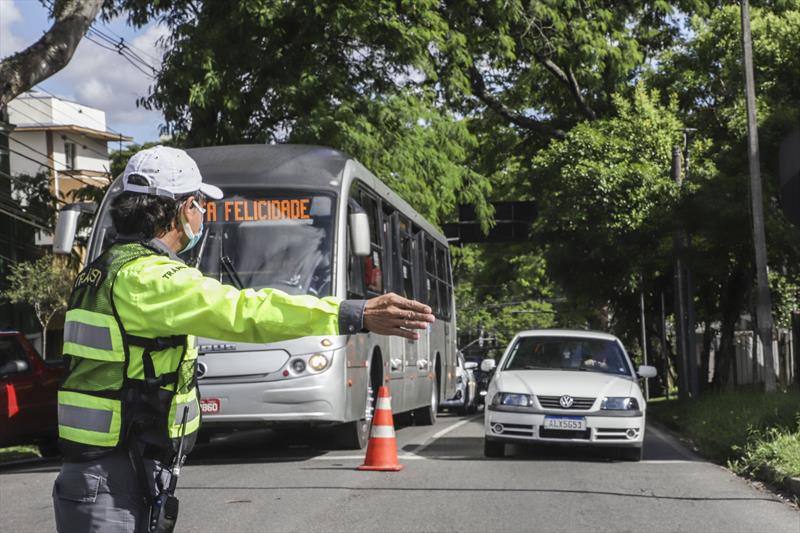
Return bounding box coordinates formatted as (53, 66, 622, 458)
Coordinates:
(399, 217, 414, 299)
(424, 235, 438, 316)
(436, 244, 450, 320)
(347, 203, 366, 298)
(362, 194, 383, 294)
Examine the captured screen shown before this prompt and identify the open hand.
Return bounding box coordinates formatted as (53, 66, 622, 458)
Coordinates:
(363, 293, 435, 340)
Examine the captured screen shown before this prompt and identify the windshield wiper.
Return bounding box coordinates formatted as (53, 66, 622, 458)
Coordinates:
(220, 255, 244, 290)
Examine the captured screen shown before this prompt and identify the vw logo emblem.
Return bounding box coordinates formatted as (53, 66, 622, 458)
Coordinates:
(559, 395, 574, 408)
(196, 362, 208, 378)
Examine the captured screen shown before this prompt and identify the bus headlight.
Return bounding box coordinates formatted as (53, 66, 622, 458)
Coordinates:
(291, 359, 307, 373)
(309, 353, 329, 371)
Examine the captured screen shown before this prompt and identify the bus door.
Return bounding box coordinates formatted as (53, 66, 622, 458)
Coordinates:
(391, 215, 421, 408)
(415, 232, 437, 405)
(383, 210, 406, 407)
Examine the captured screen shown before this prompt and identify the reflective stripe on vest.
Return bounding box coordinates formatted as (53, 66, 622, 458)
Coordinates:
(169, 389, 200, 438)
(63, 308, 125, 362)
(57, 390, 121, 447)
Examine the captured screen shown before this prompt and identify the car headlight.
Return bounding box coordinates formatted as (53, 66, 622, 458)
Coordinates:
(491, 392, 533, 407)
(308, 353, 329, 371)
(601, 397, 639, 410)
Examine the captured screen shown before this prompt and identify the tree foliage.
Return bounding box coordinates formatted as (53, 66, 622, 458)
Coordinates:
(43, 0, 798, 387)
(1, 255, 74, 357)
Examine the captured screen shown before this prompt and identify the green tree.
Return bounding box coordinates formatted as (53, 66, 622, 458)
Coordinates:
(649, 2, 800, 387)
(1, 255, 74, 358)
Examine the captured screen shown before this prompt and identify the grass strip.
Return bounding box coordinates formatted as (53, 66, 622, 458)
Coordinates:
(648, 388, 800, 483)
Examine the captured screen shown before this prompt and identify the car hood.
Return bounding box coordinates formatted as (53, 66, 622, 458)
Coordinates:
(493, 370, 634, 399)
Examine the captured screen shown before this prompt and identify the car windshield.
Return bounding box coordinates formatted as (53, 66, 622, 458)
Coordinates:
(503, 336, 631, 376)
(183, 190, 336, 297)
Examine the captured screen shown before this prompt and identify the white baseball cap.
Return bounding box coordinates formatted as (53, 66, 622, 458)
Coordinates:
(122, 145, 223, 200)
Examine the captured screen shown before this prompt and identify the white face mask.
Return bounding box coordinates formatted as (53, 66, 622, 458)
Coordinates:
(179, 200, 206, 254)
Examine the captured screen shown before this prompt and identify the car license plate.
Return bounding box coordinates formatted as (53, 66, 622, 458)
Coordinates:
(200, 398, 220, 414)
(543, 415, 586, 431)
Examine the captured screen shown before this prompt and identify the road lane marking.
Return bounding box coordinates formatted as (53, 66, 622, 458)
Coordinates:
(310, 455, 425, 461)
(640, 460, 698, 464)
(309, 415, 482, 462)
(408, 414, 482, 457)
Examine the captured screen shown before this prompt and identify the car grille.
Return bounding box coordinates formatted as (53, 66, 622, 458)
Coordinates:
(538, 428, 591, 440)
(536, 395, 596, 410)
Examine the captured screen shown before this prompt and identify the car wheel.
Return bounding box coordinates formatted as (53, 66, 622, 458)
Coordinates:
(619, 446, 643, 462)
(484, 438, 505, 458)
(458, 388, 470, 416)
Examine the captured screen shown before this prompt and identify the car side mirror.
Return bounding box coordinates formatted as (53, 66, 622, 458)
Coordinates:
(0, 359, 29, 375)
(464, 362, 478, 371)
(480, 359, 497, 373)
(637, 365, 657, 379)
(349, 212, 371, 257)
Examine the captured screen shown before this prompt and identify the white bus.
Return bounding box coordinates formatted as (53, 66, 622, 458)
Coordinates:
(74, 144, 457, 449)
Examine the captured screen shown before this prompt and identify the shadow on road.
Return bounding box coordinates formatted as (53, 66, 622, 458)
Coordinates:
(405, 418, 702, 463)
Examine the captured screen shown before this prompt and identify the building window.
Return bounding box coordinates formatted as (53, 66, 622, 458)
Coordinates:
(64, 142, 77, 170)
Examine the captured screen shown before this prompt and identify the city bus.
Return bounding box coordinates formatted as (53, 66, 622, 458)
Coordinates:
(59, 144, 457, 449)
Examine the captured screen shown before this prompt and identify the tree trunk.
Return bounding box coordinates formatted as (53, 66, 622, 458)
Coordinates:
(0, 0, 104, 108)
(714, 268, 747, 388)
(42, 323, 48, 360)
(700, 322, 712, 393)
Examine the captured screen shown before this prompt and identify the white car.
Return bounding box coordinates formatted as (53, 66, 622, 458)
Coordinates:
(483, 329, 657, 461)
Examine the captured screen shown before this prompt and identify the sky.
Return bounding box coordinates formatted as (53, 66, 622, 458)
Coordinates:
(0, 0, 167, 145)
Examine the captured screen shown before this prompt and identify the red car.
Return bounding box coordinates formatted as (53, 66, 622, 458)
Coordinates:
(0, 331, 65, 456)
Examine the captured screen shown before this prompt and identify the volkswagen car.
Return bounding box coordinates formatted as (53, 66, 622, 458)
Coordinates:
(482, 330, 656, 461)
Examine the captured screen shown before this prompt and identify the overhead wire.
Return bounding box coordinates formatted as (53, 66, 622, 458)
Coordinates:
(87, 26, 160, 75)
(95, 21, 162, 65)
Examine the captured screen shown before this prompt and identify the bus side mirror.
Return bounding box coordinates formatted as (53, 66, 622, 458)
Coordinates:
(349, 212, 371, 256)
(53, 203, 97, 254)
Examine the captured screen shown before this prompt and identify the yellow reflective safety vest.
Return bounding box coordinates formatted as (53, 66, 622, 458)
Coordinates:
(58, 239, 344, 462)
(59, 242, 201, 461)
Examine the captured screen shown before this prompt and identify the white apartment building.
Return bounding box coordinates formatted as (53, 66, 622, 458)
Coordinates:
(8, 91, 131, 202)
(7, 91, 131, 244)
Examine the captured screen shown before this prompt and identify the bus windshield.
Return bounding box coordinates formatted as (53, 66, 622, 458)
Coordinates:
(185, 190, 336, 297)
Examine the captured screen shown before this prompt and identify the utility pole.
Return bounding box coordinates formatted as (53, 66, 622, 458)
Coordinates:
(672, 146, 690, 400)
(661, 292, 670, 400)
(683, 129, 700, 398)
(740, 0, 777, 392)
(639, 286, 650, 401)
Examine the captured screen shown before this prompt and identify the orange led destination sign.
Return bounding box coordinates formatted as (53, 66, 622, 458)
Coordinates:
(206, 198, 312, 223)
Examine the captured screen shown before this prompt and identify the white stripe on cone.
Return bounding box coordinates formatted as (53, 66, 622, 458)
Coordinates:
(376, 397, 392, 410)
(370, 425, 396, 439)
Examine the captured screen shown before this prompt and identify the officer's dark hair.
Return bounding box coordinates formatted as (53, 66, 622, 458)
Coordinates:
(110, 175, 198, 238)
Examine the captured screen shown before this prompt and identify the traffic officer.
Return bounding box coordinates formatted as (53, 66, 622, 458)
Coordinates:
(52, 145, 434, 533)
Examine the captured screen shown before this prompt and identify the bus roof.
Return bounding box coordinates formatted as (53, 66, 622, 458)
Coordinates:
(185, 144, 349, 190)
(184, 144, 448, 244)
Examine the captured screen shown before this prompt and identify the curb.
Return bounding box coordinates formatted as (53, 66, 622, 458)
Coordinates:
(786, 477, 800, 498)
(756, 465, 800, 499)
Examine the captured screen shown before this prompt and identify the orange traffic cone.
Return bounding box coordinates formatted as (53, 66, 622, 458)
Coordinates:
(357, 386, 404, 471)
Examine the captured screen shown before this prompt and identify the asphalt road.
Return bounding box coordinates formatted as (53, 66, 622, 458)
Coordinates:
(1, 412, 798, 533)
